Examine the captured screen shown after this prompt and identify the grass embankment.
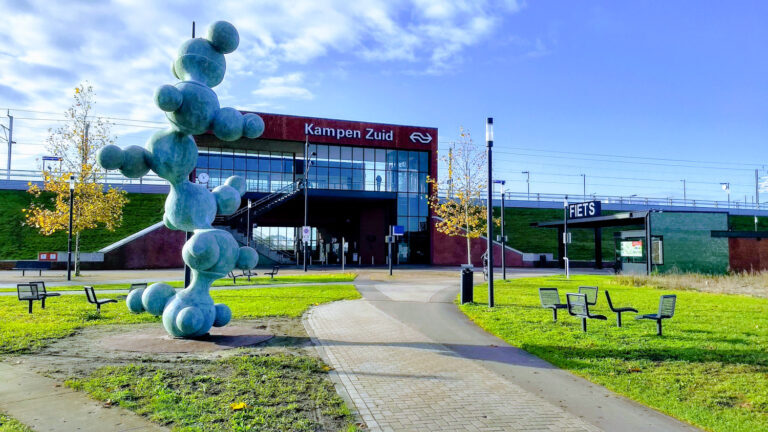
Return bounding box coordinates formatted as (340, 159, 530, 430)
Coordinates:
(0, 284, 360, 354)
(0, 273, 358, 292)
(67, 355, 354, 432)
(0, 190, 165, 260)
(0, 413, 32, 432)
(460, 275, 768, 432)
(495, 207, 634, 260)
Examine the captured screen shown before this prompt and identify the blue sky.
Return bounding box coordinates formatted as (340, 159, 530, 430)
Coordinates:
(0, 0, 766, 204)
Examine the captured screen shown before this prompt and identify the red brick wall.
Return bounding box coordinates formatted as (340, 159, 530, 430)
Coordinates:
(100, 225, 185, 269)
(431, 220, 528, 267)
(729, 238, 768, 272)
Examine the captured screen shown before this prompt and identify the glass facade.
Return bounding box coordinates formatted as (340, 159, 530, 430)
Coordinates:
(196, 144, 431, 263)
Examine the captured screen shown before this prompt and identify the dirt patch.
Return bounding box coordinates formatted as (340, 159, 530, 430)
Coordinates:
(8, 317, 313, 382)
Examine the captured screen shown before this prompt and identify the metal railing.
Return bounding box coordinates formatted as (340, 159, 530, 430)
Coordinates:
(0, 168, 168, 186)
(441, 190, 768, 211)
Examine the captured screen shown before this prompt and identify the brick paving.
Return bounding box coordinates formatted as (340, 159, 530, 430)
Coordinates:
(306, 299, 602, 432)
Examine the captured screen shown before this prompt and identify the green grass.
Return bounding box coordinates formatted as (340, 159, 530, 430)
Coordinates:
(0, 413, 32, 432)
(0, 273, 358, 293)
(0, 190, 165, 260)
(460, 275, 768, 432)
(0, 284, 360, 354)
(66, 354, 356, 432)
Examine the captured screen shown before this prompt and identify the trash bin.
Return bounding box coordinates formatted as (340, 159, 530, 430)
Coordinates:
(461, 265, 473, 304)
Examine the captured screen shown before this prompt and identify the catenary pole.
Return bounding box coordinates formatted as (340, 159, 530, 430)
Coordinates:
(6, 112, 12, 180)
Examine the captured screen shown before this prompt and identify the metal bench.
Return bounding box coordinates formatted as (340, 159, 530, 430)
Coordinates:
(578, 286, 599, 306)
(13, 261, 51, 276)
(17, 283, 42, 314)
(29, 280, 61, 306)
(539, 287, 567, 322)
(604, 290, 638, 327)
(566, 293, 607, 332)
(241, 269, 258, 282)
(227, 271, 242, 284)
(635, 295, 677, 336)
(83, 286, 117, 313)
(264, 265, 280, 279)
(118, 283, 148, 300)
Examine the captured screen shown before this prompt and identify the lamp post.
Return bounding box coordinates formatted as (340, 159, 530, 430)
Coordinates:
(303, 137, 316, 272)
(521, 171, 530, 199)
(67, 175, 75, 281)
(580, 174, 586, 200)
(486, 117, 494, 308)
(494, 179, 506, 280)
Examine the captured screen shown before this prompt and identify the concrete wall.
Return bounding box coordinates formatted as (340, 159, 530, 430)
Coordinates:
(651, 212, 729, 274)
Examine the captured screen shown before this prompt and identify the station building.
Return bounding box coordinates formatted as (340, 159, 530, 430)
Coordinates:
(197, 112, 438, 266)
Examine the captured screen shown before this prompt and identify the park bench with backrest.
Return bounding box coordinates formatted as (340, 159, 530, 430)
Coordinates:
(539, 287, 567, 322)
(566, 293, 607, 332)
(264, 266, 280, 279)
(118, 282, 148, 300)
(83, 286, 117, 313)
(13, 261, 51, 276)
(29, 281, 61, 307)
(241, 269, 258, 281)
(635, 294, 677, 336)
(578, 286, 599, 306)
(17, 283, 44, 314)
(604, 290, 638, 327)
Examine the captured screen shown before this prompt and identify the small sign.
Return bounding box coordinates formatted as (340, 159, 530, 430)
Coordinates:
(42, 156, 62, 161)
(197, 172, 210, 184)
(562, 232, 572, 244)
(38, 252, 58, 261)
(568, 200, 601, 220)
(301, 226, 311, 243)
(392, 225, 405, 236)
(621, 240, 643, 257)
(385, 235, 395, 243)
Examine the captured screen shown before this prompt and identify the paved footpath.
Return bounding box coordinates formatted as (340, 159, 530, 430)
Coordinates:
(0, 362, 167, 432)
(305, 273, 701, 432)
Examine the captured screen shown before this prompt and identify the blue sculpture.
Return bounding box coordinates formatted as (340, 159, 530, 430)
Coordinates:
(97, 21, 263, 338)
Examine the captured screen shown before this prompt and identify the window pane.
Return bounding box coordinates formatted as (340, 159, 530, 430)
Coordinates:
(341, 146, 352, 162)
(234, 151, 246, 170)
(316, 144, 328, 161)
(419, 194, 428, 216)
(208, 153, 221, 170)
(221, 151, 234, 170)
(409, 151, 419, 171)
(397, 151, 408, 170)
(258, 156, 269, 171)
(419, 151, 429, 172)
(352, 147, 363, 163)
(246, 153, 258, 171)
(329, 146, 341, 167)
(196, 153, 208, 169)
(398, 172, 408, 192)
(409, 194, 419, 216)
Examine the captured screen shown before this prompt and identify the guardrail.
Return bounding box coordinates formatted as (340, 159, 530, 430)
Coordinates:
(442, 191, 768, 211)
(0, 168, 169, 186)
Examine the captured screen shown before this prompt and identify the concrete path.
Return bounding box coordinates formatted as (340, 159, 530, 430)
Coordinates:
(0, 362, 166, 432)
(304, 273, 701, 432)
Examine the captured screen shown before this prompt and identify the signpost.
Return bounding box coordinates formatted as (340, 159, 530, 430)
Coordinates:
(567, 200, 601, 220)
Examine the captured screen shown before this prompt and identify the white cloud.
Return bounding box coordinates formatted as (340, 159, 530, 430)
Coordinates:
(0, 0, 522, 169)
(252, 73, 314, 100)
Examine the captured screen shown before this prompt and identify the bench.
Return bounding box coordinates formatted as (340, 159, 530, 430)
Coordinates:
(635, 295, 676, 336)
(566, 293, 607, 332)
(118, 283, 147, 300)
(227, 271, 242, 284)
(13, 261, 51, 276)
(17, 282, 60, 314)
(264, 266, 280, 279)
(29, 281, 61, 307)
(241, 269, 258, 282)
(578, 286, 599, 306)
(84, 286, 117, 313)
(539, 287, 567, 322)
(604, 290, 638, 327)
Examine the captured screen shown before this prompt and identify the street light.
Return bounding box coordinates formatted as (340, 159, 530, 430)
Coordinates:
(721, 182, 731, 208)
(681, 179, 687, 203)
(486, 117, 494, 308)
(521, 171, 530, 199)
(580, 174, 586, 200)
(67, 175, 75, 281)
(493, 179, 507, 280)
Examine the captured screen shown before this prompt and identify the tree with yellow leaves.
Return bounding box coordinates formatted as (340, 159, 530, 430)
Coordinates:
(427, 128, 497, 265)
(23, 83, 128, 276)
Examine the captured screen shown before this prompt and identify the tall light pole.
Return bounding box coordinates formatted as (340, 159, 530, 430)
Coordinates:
(2, 111, 13, 180)
(521, 171, 530, 199)
(721, 182, 731, 208)
(580, 174, 586, 200)
(681, 179, 686, 203)
(303, 137, 315, 272)
(67, 175, 75, 281)
(494, 180, 506, 280)
(486, 117, 494, 308)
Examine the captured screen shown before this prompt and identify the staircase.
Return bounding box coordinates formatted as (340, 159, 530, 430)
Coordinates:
(214, 179, 304, 265)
